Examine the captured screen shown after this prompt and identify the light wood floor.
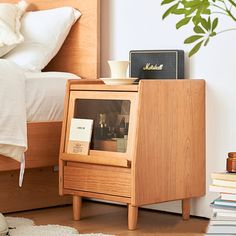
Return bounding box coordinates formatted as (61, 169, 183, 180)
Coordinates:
(7, 200, 209, 235)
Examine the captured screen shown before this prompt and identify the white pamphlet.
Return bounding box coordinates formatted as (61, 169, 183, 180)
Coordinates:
(67, 118, 93, 155)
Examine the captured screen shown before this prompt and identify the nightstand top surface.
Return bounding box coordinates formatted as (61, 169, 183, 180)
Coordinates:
(68, 79, 205, 92)
(70, 82, 139, 92)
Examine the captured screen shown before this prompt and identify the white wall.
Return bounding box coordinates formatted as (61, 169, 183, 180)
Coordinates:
(101, 0, 236, 218)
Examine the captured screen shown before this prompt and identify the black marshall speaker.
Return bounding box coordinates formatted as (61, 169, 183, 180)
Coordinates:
(129, 50, 185, 80)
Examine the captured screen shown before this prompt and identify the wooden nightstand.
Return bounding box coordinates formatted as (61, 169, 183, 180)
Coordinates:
(59, 79, 205, 230)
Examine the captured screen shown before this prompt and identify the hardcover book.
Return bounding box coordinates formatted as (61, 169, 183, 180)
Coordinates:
(206, 225, 236, 234)
(212, 179, 236, 188)
(213, 198, 236, 208)
(212, 211, 236, 221)
(212, 172, 236, 181)
(221, 193, 236, 202)
(212, 211, 236, 219)
(67, 118, 93, 155)
(210, 219, 236, 225)
(213, 207, 236, 214)
(209, 185, 236, 194)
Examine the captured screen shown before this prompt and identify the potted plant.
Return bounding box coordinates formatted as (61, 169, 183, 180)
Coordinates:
(161, 0, 236, 56)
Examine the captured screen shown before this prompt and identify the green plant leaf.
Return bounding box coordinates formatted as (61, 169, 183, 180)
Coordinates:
(200, 18, 210, 31)
(228, 0, 236, 8)
(190, 2, 210, 24)
(172, 8, 186, 15)
(184, 0, 210, 15)
(162, 3, 179, 19)
(161, 0, 176, 5)
(207, 16, 211, 29)
(160, 0, 221, 56)
(210, 32, 216, 37)
(183, 0, 200, 8)
(202, 9, 211, 15)
(189, 40, 204, 57)
(212, 18, 218, 31)
(194, 25, 205, 34)
(184, 35, 204, 44)
(204, 38, 210, 46)
(185, 6, 198, 16)
(176, 17, 192, 29)
(192, 15, 202, 25)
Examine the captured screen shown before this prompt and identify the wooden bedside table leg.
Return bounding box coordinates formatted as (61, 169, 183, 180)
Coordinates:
(128, 204, 138, 230)
(73, 195, 82, 220)
(182, 198, 190, 220)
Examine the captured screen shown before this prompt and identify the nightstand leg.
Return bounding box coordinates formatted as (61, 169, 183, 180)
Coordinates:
(73, 195, 82, 220)
(182, 198, 190, 220)
(128, 204, 138, 230)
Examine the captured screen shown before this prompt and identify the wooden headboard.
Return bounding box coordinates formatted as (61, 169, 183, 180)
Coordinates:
(0, 0, 100, 79)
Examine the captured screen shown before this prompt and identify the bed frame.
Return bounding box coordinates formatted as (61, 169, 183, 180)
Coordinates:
(0, 0, 100, 213)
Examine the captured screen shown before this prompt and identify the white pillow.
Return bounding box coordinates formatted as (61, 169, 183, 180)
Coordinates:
(4, 7, 81, 72)
(0, 1, 27, 57)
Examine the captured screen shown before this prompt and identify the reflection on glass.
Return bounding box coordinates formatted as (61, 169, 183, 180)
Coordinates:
(73, 99, 130, 153)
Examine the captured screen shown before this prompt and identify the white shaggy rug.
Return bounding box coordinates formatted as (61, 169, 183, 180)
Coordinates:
(6, 217, 113, 236)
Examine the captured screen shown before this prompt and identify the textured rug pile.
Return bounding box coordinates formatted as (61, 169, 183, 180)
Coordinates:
(6, 217, 112, 236)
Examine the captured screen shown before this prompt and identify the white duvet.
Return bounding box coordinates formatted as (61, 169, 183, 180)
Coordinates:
(0, 59, 27, 163)
(0, 60, 80, 186)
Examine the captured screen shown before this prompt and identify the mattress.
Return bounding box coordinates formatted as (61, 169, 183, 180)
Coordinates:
(25, 72, 80, 122)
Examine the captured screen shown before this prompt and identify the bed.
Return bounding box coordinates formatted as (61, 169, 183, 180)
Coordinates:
(0, 0, 100, 213)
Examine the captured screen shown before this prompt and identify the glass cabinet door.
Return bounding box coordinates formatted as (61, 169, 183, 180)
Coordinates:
(73, 99, 130, 153)
(65, 91, 138, 157)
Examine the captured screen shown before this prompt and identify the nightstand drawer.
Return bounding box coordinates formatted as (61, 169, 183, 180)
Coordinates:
(64, 163, 131, 197)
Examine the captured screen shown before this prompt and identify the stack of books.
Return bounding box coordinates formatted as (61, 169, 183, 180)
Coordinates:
(206, 172, 236, 235)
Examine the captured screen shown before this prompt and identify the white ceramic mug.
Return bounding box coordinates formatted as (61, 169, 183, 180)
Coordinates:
(108, 60, 129, 78)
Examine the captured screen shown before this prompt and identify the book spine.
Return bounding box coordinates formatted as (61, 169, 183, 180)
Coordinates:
(221, 193, 236, 202)
(209, 185, 236, 194)
(213, 179, 236, 188)
(211, 173, 236, 181)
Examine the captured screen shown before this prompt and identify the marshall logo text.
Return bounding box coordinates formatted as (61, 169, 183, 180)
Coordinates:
(142, 63, 164, 71)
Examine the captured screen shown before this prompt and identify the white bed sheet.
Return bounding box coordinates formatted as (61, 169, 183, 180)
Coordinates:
(25, 72, 80, 122)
